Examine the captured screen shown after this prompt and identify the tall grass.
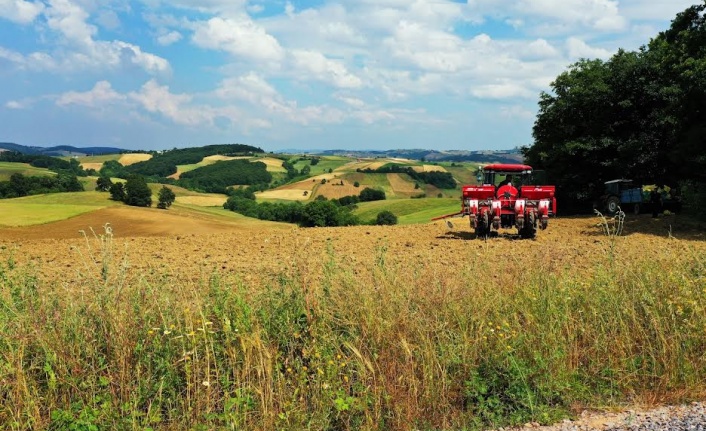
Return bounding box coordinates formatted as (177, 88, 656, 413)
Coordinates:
(0, 232, 705, 430)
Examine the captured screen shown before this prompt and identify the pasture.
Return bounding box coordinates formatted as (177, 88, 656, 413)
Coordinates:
(0, 162, 56, 181)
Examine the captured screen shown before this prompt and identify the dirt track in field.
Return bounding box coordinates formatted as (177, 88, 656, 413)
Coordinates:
(0, 204, 704, 289)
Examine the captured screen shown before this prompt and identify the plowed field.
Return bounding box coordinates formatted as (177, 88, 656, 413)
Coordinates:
(0, 207, 703, 289)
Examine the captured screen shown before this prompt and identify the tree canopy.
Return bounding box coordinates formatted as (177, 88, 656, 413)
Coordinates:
(523, 1, 706, 211)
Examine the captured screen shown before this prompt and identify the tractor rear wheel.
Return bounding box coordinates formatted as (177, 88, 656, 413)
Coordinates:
(605, 196, 620, 215)
(475, 211, 489, 238)
(521, 212, 536, 239)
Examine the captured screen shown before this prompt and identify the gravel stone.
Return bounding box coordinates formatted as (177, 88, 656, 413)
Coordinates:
(489, 402, 706, 431)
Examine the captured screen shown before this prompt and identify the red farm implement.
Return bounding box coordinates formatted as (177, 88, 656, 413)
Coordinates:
(433, 164, 556, 239)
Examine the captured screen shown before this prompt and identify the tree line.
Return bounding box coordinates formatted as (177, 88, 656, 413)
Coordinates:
(223, 186, 392, 227)
(0, 173, 83, 199)
(523, 1, 706, 213)
(0, 151, 90, 177)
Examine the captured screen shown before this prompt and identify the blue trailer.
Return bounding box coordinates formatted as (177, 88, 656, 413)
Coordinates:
(601, 179, 680, 215)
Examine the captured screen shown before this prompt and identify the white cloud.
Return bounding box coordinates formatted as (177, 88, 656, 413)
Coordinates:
(500, 105, 535, 120)
(57, 81, 125, 107)
(192, 16, 285, 63)
(157, 31, 182, 46)
(0, 0, 44, 24)
(618, 0, 697, 21)
(5, 100, 25, 109)
(289, 50, 362, 89)
(129, 80, 213, 126)
(11, 0, 171, 75)
(95, 9, 121, 30)
(336, 95, 365, 108)
(566, 37, 612, 59)
(45, 0, 97, 46)
(517, 0, 627, 31)
(472, 82, 536, 99)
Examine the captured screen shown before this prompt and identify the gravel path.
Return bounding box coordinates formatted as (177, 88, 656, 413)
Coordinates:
(493, 402, 705, 431)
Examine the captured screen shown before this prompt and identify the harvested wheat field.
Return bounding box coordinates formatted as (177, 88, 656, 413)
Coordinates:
(257, 189, 312, 200)
(387, 173, 418, 196)
(118, 153, 152, 165)
(175, 195, 228, 206)
(313, 180, 360, 199)
(257, 157, 288, 172)
(80, 162, 103, 171)
(0, 209, 703, 288)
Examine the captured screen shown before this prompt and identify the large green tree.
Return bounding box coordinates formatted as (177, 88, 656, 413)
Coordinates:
(157, 186, 176, 209)
(124, 176, 152, 207)
(524, 1, 706, 211)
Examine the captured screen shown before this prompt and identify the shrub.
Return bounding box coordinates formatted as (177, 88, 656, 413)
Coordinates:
(108, 182, 126, 201)
(95, 175, 113, 192)
(359, 187, 386, 202)
(375, 210, 398, 225)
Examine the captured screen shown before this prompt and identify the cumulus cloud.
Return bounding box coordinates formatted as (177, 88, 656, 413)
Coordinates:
(192, 16, 285, 64)
(472, 82, 536, 100)
(566, 37, 612, 59)
(289, 50, 362, 89)
(0, 0, 44, 24)
(57, 80, 126, 107)
(7, 0, 171, 75)
(129, 80, 213, 126)
(157, 31, 182, 46)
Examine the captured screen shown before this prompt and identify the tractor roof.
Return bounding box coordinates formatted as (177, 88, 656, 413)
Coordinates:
(482, 164, 533, 173)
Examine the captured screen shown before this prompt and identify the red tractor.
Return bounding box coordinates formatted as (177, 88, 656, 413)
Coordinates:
(433, 164, 556, 238)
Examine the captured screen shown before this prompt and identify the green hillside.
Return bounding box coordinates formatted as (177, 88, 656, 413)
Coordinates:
(0, 162, 56, 181)
(353, 198, 459, 224)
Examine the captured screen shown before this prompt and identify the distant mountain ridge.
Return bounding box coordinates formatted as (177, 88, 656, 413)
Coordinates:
(0, 142, 127, 156)
(312, 148, 524, 163)
(0, 142, 524, 163)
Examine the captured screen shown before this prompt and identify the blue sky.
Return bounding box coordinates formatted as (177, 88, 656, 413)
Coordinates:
(0, 0, 699, 152)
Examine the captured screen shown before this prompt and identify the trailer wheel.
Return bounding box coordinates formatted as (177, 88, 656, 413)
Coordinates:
(605, 196, 620, 215)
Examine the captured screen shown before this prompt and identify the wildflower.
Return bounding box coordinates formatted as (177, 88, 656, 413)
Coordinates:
(202, 381, 210, 387)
